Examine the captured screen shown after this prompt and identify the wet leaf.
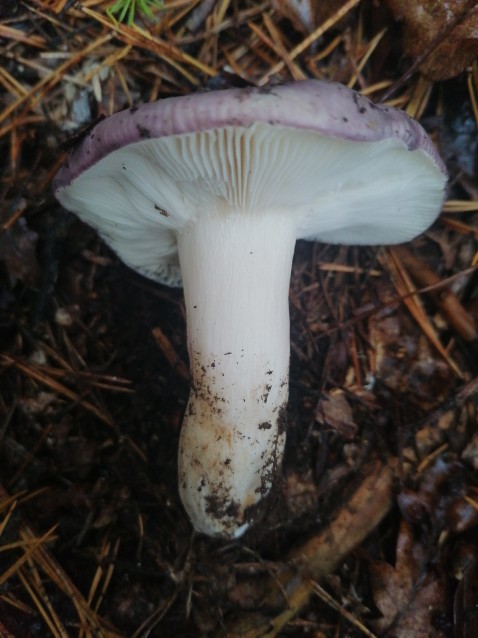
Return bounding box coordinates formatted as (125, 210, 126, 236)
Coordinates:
(368, 294, 453, 406)
(385, 0, 478, 80)
(316, 389, 357, 439)
(369, 520, 447, 637)
(399, 458, 478, 534)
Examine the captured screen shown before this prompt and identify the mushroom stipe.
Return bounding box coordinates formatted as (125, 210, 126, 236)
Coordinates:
(53, 80, 447, 538)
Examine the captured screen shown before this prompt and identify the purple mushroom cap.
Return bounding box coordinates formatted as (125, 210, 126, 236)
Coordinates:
(53, 80, 447, 287)
(54, 80, 446, 189)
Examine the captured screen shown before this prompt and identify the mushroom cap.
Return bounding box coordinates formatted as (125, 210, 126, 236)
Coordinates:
(53, 80, 447, 286)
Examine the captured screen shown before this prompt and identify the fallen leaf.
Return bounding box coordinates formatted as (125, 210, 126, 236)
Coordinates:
(316, 389, 357, 439)
(369, 519, 447, 637)
(385, 0, 478, 80)
(368, 293, 452, 406)
(398, 458, 478, 534)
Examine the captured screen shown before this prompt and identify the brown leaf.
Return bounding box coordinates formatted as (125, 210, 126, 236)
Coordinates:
(385, 0, 478, 80)
(398, 458, 478, 534)
(370, 520, 446, 637)
(368, 287, 453, 405)
(316, 389, 357, 439)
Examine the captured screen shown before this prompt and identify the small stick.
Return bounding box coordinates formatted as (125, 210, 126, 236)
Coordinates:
(392, 245, 478, 343)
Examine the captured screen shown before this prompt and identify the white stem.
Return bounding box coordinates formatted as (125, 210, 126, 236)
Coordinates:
(177, 213, 296, 537)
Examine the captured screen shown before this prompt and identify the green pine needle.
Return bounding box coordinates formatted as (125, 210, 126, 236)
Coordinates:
(106, 0, 164, 26)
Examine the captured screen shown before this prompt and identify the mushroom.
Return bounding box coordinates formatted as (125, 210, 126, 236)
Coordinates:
(53, 80, 447, 538)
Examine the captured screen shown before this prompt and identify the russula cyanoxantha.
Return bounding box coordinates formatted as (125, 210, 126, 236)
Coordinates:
(53, 80, 447, 538)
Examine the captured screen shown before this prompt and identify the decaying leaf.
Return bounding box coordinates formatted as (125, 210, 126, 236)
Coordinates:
(398, 457, 478, 534)
(369, 452, 478, 637)
(368, 305, 452, 406)
(316, 388, 357, 439)
(385, 0, 478, 80)
(369, 519, 447, 637)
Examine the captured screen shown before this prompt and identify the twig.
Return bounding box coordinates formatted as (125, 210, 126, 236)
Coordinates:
(223, 459, 396, 637)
